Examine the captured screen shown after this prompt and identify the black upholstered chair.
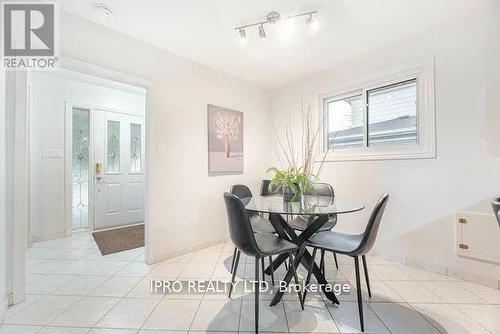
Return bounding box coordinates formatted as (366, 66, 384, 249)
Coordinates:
(492, 198, 500, 229)
(288, 183, 339, 270)
(224, 192, 303, 333)
(303, 194, 390, 332)
(229, 185, 276, 283)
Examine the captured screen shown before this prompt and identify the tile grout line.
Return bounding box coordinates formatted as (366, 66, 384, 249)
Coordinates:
(43, 245, 147, 331)
(186, 246, 225, 332)
(447, 303, 495, 334)
(138, 254, 193, 331)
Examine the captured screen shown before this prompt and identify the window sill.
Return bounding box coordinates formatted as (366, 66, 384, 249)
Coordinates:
(318, 147, 436, 162)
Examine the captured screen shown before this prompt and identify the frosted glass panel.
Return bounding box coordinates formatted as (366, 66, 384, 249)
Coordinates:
(72, 108, 90, 230)
(107, 120, 120, 173)
(130, 123, 142, 172)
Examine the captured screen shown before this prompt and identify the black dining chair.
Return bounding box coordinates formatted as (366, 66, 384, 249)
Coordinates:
(303, 194, 389, 332)
(223, 192, 304, 333)
(229, 185, 276, 284)
(492, 198, 500, 229)
(288, 183, 340, 271)
(260, 179, 282, 196)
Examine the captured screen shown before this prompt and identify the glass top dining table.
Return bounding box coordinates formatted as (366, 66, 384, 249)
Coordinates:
(241, 194, 365, 306)
(242, 195, 365, 216)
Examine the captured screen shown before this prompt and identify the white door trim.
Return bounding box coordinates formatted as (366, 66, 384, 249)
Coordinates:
(6, 70, 30, 306)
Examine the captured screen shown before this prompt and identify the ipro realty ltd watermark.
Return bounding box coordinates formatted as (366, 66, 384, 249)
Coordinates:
(2, 2, 59, 70)
(150, 280, 352, 296)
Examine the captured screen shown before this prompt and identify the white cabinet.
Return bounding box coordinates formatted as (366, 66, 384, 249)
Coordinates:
(455, 200, 500, 264)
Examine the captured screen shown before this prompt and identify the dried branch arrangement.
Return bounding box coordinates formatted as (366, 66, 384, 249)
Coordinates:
(267, 100, 330, 201)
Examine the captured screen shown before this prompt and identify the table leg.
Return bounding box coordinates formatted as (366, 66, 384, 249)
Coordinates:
(266, 214, 340, 305)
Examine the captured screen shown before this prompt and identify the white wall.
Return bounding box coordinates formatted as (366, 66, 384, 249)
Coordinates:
(58, 12, 272, 261)
(270, 9, 500, 285)
(0, 66, 7, 321)
(30, 71, 146, 241)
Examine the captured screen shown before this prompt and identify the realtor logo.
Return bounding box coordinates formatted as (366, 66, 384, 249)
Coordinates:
(3, 2, 59, 69)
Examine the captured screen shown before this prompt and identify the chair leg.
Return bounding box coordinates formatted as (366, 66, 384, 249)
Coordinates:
(289, 252, 304, 310)
(303, 248, 317, 304)
(320, 249, 325, 274)
(362, 255, 371, 298)
(261, 258, 265, 282)
(255, 257, 260, 334)
(333, 253, 339, 270)
(269, 256, 275, 285)
(228, 250, 240, 298)
(230, 247, 237, 274)
(354, 256, 365, 332)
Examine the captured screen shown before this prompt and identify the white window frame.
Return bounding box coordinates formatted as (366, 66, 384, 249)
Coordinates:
(319, 57, 436, 161)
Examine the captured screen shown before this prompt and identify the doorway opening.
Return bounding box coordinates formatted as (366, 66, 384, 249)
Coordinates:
(30, 68, 147, 245)
(5, 61, 151, 308)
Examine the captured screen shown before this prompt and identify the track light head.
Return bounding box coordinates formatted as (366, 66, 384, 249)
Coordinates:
(95, 3, 113, 18)
(239, 28, 247, 44)
(306, 14, 319, 31)
(258, 24, 266, 40)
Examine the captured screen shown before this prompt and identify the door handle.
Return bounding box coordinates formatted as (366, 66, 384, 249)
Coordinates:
(95, 162, 103, 181)
(95, 162, 103, 174)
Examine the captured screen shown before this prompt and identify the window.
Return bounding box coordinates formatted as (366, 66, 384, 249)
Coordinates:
(327, 94, 363, 149)
(130, 123, 142, 172)
(320, 58, 435, 161)
(107, 120, 120, 172)
(367, 79, 417, 147)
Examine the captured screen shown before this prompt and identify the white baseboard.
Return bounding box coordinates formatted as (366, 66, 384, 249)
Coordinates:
(30, 231, 66, 243)
(373, 248, 500, 290)
(153, 236, 229, 263)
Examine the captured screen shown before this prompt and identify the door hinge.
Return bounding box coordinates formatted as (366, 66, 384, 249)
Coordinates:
(458, 218, 467, 224)
(459, 243, 469, 250)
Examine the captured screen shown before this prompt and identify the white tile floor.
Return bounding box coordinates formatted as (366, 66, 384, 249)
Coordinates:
(2, 233, 500, 333)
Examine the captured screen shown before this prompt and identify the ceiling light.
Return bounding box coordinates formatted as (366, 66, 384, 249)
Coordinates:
(95, 3, 113, 18)
(235, 10, 317, 42)
(306, 14, 319, 31)
(258, 24, 266, 40)
(239, 28, 247, 44)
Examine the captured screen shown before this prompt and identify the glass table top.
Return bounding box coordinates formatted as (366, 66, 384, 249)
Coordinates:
(243, 195, 365, 215)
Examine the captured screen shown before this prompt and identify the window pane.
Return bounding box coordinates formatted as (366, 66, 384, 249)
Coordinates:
(368, 79, 417, 147)
(130, 123, 142, 172)
(327, 94, 364, 149)
(107, 120, 120, 172)
(72, 108, 90, 230)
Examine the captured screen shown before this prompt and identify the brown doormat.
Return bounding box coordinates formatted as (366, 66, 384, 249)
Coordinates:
(92, 224, 145, 255)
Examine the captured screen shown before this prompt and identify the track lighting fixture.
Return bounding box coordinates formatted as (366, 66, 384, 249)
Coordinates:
(239, 28, 247, 44)
(258, 24, 266, 40)
(306, 13, 319, 31)
(235, 10, 318, 42)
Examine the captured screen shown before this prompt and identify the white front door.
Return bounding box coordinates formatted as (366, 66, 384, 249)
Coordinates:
(93, 109, 145, 230)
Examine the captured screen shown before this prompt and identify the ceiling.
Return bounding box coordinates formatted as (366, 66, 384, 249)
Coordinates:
(60, 0, 493, 89)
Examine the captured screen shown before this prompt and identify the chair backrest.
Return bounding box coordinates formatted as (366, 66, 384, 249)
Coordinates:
(305, 183, 335, 198)
(223, 192, 261, 257)
(492, 198, 500, 229)
(260, 179, 282, 196)
(230, 184, 258, 218)
(354, 194, 390, 255)
(230, 184, 252, 199)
